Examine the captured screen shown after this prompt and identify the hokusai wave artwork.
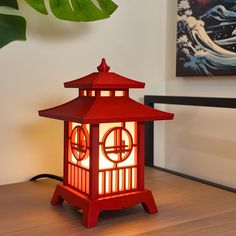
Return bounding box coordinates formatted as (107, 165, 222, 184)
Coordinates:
(176, 0, 236, 76)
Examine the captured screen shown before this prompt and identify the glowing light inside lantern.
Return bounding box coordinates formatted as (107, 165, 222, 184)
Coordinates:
(67, 122, 90, 194)
(70, 122, 90, 169)
(68, 121, 137, 196)
(101, 91, 111, 97)
(98, 122, 137, 195)
(115, 91, 124, 97)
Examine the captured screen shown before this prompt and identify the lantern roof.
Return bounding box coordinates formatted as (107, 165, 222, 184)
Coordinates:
(64, 59, 145, 89)
(39, 96, 173, 124)
(39, 59, 174, 123)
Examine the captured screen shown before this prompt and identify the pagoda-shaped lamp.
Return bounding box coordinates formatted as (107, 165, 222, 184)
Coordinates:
(39, 59, 174, 227)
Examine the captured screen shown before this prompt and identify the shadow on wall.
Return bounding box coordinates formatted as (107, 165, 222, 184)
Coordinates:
(18, 1, 91, 41)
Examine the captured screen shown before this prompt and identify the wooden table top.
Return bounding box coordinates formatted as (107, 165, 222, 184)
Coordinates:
(0, 167, 236, 236)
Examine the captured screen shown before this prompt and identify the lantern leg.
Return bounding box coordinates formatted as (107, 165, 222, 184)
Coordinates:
(50, 184, 101, 227)
(82, 204, 100, 227)
(141, 190, 158, 213)
(51, 185, 64, 205)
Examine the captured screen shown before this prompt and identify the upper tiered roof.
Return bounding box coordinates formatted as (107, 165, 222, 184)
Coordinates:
(64, 59, 145, 89)
(39, 59, 174, 123)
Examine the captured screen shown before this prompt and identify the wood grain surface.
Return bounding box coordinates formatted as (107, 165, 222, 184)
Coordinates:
(0, 167, 236, 236)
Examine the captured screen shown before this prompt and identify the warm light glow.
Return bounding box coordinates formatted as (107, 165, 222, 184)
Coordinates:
(132, 167, 137, 189)
(98, 122, 137, 195)
(70, 122, 90, 169)
(117, 122, 136, 167)
(99, 122, 120, 170)
(115, 91, 124, 97)
(79, 90, 87, 96)
(101, 91, 111, 97)
(67, 122, 90, 195)
(80, 90, 87, 96)
(99, 172, 103, 195)
(117, 148, 135, 167)
(99, 146, 114, 169)
(112, 170, 117, 192)
(126, 168, 129, 190)
(67, 121, 138, 196)
(71, 155, 77, 164)
(119, 169, 124, 191)
(88, 90, 95, 96)
(106, 171, 111, 193)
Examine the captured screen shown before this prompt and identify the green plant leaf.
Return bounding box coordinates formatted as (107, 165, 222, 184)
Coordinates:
(0, 14, 26, 48)
(25, 0, 118, 22)
(97, 0, 117, 14)
(0, 0, 18, 9)
(24, 0, 48, 15)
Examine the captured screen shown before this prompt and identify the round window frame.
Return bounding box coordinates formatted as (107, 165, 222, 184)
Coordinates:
(102, 126, 133, 164)
(70, 125, 89, 161)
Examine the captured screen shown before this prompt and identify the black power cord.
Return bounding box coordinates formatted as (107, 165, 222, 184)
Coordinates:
(30, 174, 63, 182)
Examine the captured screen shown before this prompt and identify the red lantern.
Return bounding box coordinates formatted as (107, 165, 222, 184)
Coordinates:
(39, 59, 174, 227)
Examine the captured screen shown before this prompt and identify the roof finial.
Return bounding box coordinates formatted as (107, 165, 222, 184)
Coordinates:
(97, 58, 110, 72)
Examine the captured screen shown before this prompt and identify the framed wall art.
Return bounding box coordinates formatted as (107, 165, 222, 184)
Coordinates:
(176, 0, 236, 76)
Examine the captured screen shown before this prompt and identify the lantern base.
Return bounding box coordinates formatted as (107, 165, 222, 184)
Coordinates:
(51, 184, 158, 227)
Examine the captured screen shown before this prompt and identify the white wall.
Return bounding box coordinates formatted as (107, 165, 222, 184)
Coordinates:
(154, 0, 236, 188)
(0, 1, 164, 185)
(1, 0, 235, 188)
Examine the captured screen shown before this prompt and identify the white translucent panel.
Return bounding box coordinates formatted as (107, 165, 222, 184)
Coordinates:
(115, 91, 124, 97)
(72, 123, 90, 133)
(99, 123, 122, 142)
(86, 124, 90, 132)
(72, 122, 80, 129)
(125, 168, 129, 190)
(117, 147, 135, 167)
(80, 157, 90, 169)
(99, 172, 103, 195)
(132, 168, 137, 189)
(78, 168, 82, 189)
(105, 171, 111, 193)
(119, 169, 123, 191)
(112, 170, 117, 192)
(101, 91, 110, 97)
(71, 155, 77, 164)
(99, 146, 114, 169)
(75, 131, 78, 143)
(125, 122, 135, 142)
(105, 130, 114, 147)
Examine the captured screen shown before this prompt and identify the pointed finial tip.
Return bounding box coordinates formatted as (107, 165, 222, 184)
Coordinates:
(97, 58, 110, 72)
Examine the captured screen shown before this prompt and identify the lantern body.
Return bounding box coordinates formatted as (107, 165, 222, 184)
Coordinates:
(39, 59, 174, 227)
(66, 121, 139, 197)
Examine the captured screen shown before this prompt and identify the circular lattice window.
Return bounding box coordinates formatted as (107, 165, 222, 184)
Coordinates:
(70, 125, 89, 161)
(102, 127, 133, 163)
